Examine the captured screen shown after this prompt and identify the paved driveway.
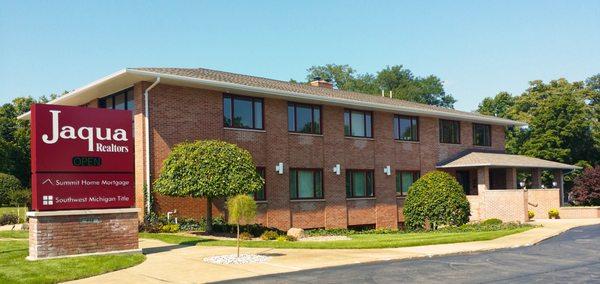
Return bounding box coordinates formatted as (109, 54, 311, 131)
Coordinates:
(219, 224, 600, 284)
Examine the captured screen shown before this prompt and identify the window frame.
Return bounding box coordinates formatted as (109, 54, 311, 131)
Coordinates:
(289, 168, 324, 200)
(223, 93, 264, 130)
(287, 102, 322, 134)
(252, 167, 266, 201)
(394, 115, 419, 141)
(98, 88, 134, 110)
(439, 119, 461, 144)
(472, 123, 492, 147)
(346, 169, 375, 198)
(344, 109, 373, 138)
(396, 170, 420, 196)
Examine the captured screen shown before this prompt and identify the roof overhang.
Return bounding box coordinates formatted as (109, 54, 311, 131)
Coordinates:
(437, 152, 582, 170)
(18, 68, 527, 127)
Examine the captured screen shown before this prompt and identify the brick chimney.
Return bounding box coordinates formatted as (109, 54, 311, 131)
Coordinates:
(309, 77, 334, 89)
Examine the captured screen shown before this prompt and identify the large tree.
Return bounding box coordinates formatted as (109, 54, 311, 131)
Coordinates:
(477, 77, 600, 168)
(305, 64, 456, 108)
(153, 140, 264, 233)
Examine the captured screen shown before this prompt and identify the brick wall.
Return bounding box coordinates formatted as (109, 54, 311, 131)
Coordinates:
(527, 189, 560, 219)
(130, 82, 507, 230)
(28, 211, 138, 259)
(559, 207, 600, 218)
(481, 190, 528, 222)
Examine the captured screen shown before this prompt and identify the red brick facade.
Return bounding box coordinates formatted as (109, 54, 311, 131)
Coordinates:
(126, 82, 506, 230)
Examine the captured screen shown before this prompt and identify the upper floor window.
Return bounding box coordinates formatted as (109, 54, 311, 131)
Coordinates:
(346, 170, 375, 198)
(290, 169, 323, 199)
(251, 167, 266, 201)
(223, 94, 263, 130)
(288, 102, 321, 134)
(396, 171, 420, 195)
(473, 123, 491, 146)
(98, 88, 134, 111)
(344, 110, 373, 138)
(439, 119, 460, 144)
(394, 115, 419, 141)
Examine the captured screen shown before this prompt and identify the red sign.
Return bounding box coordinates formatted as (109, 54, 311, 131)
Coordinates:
(30, 104, 135, 210)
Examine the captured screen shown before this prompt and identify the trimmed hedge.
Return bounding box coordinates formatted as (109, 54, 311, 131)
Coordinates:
(404, 171, 470, 230)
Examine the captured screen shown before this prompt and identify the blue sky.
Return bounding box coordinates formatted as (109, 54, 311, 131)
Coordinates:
(1, 1, 599, 111)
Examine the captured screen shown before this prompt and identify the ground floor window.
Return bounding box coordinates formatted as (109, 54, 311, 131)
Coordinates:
(346, 170, 375, 198)
(396, 171, 420, 195)
(290, 169, 323, 199)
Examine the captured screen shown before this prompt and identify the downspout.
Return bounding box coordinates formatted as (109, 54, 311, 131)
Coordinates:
(144, 77, 160, 215)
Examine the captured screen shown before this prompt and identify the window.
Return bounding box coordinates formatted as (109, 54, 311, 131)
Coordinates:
(251, 167, 266, 201)
(98, 88, 135, 111)
(394, 115, 419, 141)
(396, 171, 420, 195)
(290, 169, 323, 199)
(439, 119, 461, 144)
(473, 123, 491, 146)
(223, 94, 264, 130)
(346, 170, 375, 198)
(288, 102, 321, 134)
(344, 110, 373, 138)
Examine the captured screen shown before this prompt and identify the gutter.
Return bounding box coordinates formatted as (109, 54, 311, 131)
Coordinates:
(144, 77, 160, 215)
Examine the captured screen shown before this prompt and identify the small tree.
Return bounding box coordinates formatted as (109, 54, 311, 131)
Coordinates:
(0, 173, 22, 206)
(569, 166, 600, 206)
(8, 189, 30, 222)
(154, 140, 263, 233)
(404, 171, 470, 230)
(227, 194, 257, 257)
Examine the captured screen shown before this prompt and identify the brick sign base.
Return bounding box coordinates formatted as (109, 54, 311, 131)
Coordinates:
(27, 208, 140, 260)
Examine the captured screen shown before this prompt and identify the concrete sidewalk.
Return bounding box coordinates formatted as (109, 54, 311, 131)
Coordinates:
(70, 219, 600, 284)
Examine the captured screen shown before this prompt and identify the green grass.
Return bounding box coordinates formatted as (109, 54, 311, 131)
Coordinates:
(0, 230, 28, 239)
(140, 226, 533, 249)
(0, 207, 27, 222)
(0, 240, 145, 284)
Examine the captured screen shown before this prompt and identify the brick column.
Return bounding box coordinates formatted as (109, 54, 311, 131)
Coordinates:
(505, 167, 517, 189)
(554, 170, 565, 206)
(477, 166, 490, 194)
(323, 107, 348, 228)
(374, 112, 398, 229)
(531, 168, 542, 189)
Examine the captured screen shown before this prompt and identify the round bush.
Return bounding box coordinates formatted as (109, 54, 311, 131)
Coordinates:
(482, 218, 503, 226)
(0, 173, 22, 206)
(404, 171, 470, 230)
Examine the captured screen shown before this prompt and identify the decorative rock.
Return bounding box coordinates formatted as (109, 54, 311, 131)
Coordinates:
(287, 228, 305, 239)
(203, 254, 270, 265)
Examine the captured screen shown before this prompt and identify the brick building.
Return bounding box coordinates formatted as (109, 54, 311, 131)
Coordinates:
(20, 67, 584, 229)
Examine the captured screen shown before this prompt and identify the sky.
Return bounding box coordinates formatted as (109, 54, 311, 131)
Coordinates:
(1, 1, 599, 111)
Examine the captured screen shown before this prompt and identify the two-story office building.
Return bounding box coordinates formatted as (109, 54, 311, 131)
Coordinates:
(20, 67, 584, 229)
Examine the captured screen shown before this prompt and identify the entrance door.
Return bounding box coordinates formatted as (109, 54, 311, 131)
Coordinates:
(457, 171, 471, 195)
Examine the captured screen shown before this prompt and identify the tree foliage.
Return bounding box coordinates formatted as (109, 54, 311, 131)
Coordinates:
(305, 64, 456, 108)
(0, 173, 22, 206)
(403, 171, 470, 230)
(569, 166, 600, 206)
(227, 194, 257, 226)
(154, 140, 263, 232)
(477, 77, 600, 169)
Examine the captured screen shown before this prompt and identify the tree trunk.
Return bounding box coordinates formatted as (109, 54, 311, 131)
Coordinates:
(236, 223, 240, 258)
(206, 198, 213, 234)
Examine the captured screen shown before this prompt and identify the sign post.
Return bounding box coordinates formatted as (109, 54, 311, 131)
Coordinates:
(27, 104, 140, 260)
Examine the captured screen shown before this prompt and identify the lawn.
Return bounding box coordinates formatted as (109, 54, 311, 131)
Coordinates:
(0, 230, 28, 239)
(0, 239, 145, 284)
(140, 226, 533, 249)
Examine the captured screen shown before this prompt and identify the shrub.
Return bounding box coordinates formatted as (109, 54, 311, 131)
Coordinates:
(160, 224, 180, 233)
(569, 166, 600, 206)
(481, 218, 503, 226)
(239, 232, 253, 240)
(260, 230, 280, 240)
(404, 171, 470, 230)
(548, 208, 560, 219)
(0, 173, 22, 206)
(276, 235, 297, 242)
(179, 218, 203, 231)
(139, 221, 162, 233)
(0, 213, 19, 226)
(528, 210, 535, 219)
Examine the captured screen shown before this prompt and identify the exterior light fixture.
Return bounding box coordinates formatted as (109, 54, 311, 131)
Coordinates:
(383, 166, 392, 176)
(332, 164, 341, 175)
(519, 181, 526, 188)
(552, 181, 558, 188)
(275, 162, 284, 174)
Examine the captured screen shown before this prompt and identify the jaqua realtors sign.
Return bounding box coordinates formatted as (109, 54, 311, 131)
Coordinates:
(30, 104, 135, 210)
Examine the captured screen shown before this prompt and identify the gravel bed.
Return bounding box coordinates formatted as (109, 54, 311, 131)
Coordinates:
(203, 254, 271, 265)
(299, 235, 351, 242)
